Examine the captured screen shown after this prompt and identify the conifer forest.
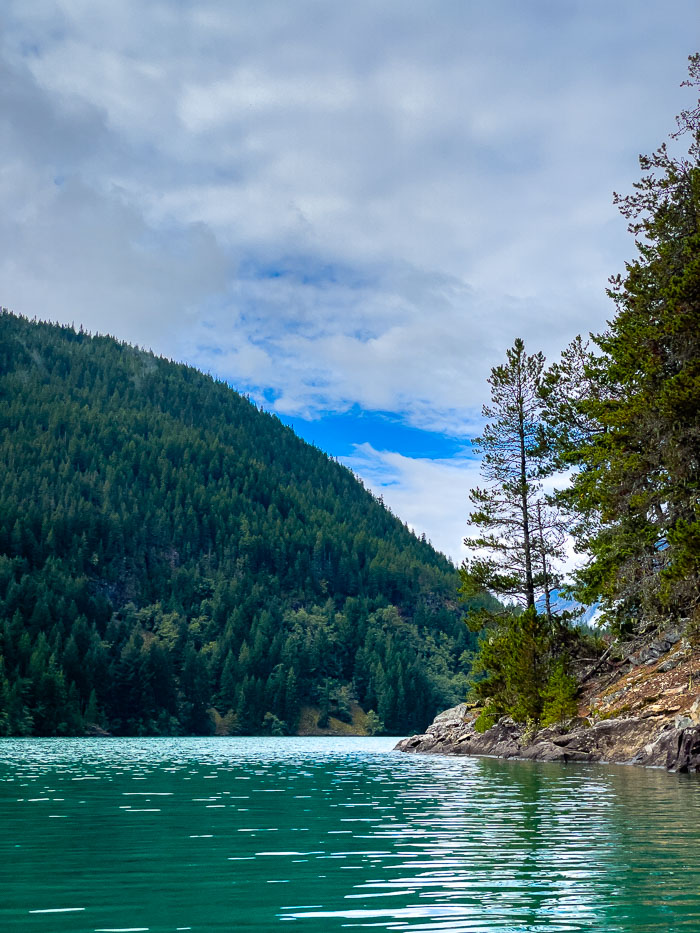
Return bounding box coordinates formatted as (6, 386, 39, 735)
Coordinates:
(0, 311, 497, 736)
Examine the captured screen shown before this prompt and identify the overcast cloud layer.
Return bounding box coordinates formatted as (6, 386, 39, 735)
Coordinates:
(1, 1, 696, 560)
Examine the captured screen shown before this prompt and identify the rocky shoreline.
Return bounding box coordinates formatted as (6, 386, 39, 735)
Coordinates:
(396, 629, 700, 772)
(395, 702, 700, 771)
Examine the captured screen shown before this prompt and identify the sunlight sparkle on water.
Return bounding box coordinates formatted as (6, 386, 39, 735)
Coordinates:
(1, 736, 699, 932)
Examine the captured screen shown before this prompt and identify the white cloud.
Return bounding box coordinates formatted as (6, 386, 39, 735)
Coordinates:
(0, 1, 696, 550)
(343, 443, 484, 564)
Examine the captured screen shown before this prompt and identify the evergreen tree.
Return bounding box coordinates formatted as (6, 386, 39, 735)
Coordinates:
(471, 608, 550, 726)
(460, 340, 577, 725)
(540, 659, 578, 727)
(460, 338, 562, 609)
(547, 54, 700, 631)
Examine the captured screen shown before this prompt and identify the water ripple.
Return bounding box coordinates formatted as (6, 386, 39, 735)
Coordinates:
(1, 736, 699, 931)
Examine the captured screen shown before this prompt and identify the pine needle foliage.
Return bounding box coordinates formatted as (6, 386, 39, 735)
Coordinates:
(459, 340, 578, 725)
(544, 54, 700, 633)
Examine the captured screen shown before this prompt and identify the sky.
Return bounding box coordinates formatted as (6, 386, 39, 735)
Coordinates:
(1, 1, 696, 562)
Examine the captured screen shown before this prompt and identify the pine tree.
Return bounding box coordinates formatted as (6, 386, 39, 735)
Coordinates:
(460, 338, 561, 609)
(460, 339, 575, 725)
(549, 54, 700, 631)
(470, 608, 550, 724)
(540, 659, 578, 727)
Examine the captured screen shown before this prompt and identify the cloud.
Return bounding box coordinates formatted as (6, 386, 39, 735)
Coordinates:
(342, 446, 588, 578)
(183, 263, 517, 435)
(343, 443, 484, 563)
(0, 1, 696, 555)
(0, 54, 229, 353)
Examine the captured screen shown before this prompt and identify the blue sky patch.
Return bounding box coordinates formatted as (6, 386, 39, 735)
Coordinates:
(278, 406, 473, 461)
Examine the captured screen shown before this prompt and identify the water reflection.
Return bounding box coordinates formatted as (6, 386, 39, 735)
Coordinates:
(1, 737, 699, 931)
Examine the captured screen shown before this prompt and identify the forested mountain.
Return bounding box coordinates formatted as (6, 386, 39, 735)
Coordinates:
(0, 311, 493, 736)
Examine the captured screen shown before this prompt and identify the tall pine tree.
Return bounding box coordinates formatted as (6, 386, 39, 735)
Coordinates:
(549, 54, 700, 631)
(460, 339, 576, 727)
(460, 338, 563, 609)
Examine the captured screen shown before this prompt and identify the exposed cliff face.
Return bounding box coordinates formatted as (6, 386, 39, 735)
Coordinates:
(396, 630, 700, 772)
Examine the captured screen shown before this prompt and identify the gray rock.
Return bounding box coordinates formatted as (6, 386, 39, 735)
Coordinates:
(675, 714, 694, 730)
(666, 726, 700, 773)
(395, 705, 700, 771)
(628, 626, 685, 665)
(432, 703, 470, 724)
(690, 697, 700, 725)
(519, 740, 593, 763)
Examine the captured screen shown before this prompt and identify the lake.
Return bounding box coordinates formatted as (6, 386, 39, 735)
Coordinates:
(1, 736, 699, 931)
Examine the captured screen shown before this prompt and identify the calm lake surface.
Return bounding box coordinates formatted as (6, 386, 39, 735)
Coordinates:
(2, 737, 700, 932)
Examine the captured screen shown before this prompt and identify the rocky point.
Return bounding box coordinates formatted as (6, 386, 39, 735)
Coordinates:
(396, 626, 700, 772)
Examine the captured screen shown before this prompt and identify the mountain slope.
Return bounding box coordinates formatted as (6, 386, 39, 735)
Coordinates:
(0, 311, 494, 736)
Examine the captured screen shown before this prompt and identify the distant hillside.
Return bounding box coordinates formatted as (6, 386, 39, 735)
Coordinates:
(0, 311, 496, 736)
(536, 591, 600, 627)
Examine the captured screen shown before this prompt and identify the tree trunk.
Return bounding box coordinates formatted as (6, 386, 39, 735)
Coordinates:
(518, 378, 535, 610)
(536, 500, 552, 625)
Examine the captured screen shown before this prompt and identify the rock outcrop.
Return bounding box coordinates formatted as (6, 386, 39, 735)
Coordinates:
(395, 703, 700, 771)
(396, 634, 700, 772)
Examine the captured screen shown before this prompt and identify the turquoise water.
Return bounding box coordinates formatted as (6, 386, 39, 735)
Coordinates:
(1, 737, 699, 932)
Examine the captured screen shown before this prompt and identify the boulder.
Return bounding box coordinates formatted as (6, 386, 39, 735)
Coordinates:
(432, 703, 471, 724)
(519, 740, 593, 763)
(395, 713, 522, 759)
